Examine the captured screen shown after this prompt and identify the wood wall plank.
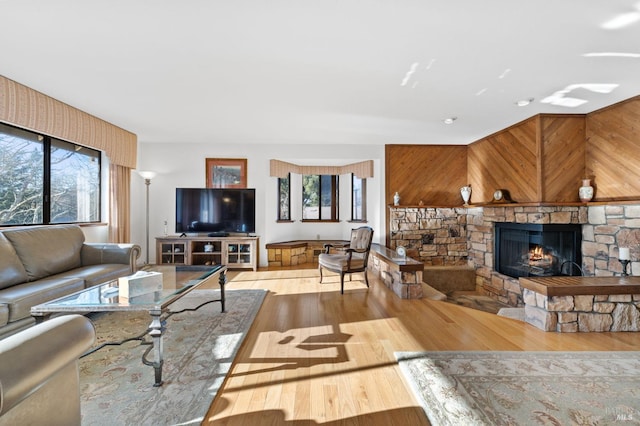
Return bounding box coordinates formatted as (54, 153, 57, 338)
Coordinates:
(467, 117, 538, 203)
(586, 97, 640, 200)
(540, 115, 586, 202)
(385, 145, 467, 207)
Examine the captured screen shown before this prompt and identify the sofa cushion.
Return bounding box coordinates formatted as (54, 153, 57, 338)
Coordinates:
(0, 277, 85, 322)
(0, 233, 28, 289)
(64, 264, 132, 288)
(3, 225, 84, 281)
(0, 304, 8, 327)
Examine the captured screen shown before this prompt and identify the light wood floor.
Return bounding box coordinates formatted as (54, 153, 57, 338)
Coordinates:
(202, 268, 640, 425)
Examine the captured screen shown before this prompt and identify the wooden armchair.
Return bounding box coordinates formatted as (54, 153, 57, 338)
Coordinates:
(318, 226, 374, 294)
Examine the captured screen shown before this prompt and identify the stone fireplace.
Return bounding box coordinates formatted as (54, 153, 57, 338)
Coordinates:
(494, 223, 582, 278)
(466, 206, 587, 306)
(390, 204, 639, 308)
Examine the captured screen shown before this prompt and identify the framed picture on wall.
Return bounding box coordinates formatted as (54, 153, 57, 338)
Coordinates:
(206, 158, 247, 188)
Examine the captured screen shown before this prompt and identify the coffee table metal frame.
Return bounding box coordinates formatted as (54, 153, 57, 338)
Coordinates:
(31, 264, 227, 387)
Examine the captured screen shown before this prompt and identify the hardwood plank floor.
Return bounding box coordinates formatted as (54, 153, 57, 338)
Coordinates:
(202, 268, 640, 425)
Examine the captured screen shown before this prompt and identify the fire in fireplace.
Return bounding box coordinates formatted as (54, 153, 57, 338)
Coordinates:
(494, 223, 582, 278)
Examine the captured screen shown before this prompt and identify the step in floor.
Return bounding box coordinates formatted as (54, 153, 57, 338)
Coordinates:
(445, 291, 511, 314)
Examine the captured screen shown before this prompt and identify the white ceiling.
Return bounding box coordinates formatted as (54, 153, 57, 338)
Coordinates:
(1, 0, 640, 146)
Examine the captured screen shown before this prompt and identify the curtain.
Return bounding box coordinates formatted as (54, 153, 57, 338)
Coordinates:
(0, 75, 137, 168)
(269, 159, 374, 178)
(108, 164, 131, 243)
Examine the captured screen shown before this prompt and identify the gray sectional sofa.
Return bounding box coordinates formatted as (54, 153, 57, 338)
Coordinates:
(0, 224, 140, 338)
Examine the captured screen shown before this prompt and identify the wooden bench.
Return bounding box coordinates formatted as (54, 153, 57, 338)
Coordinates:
(266, 240, 348, 267)
(519, 276, 640, 332)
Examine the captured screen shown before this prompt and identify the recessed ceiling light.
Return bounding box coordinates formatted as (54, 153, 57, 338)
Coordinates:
(583, 52, 640, 58)
(443, 117, 457, 124)
(516, 98, 534, 107)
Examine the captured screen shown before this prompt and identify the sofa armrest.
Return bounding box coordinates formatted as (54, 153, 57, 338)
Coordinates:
(0, 315, 95, 416)
(81, 243, 141, 273)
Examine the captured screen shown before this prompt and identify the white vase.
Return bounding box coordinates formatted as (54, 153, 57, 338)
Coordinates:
(460, 185, 472, 206)
(393, 192, 400, 206)
(579, 179, 594, 203)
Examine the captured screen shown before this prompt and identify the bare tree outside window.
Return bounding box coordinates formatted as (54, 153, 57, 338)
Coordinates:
(50, 138, 100, 223)
(0, 127, 44, 224)
(302, 174, 338, 221)
(351, 174, 366, 222)
(0, 123, 101, 226)
(278, 173, 290, 221)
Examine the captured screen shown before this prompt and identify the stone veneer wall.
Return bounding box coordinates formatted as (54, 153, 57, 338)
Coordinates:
(523, 289, 640, 332)
(582, 205, 640, 276)
(389, 207, 468, 265)
(368, 255, 424, 299)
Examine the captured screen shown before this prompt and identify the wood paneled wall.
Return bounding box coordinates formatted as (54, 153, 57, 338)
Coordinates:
(540, 115, 586, 202)
(385, 145, 468, 207)
(467, 117, 539, 204)
(466, 114, 586, 204)
(384, 95, 640, 241)
(586, 97, 640, 201)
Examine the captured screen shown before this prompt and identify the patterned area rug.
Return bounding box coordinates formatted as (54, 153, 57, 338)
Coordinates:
(396, 351, 640, 425)
(80, 289, 266, 426)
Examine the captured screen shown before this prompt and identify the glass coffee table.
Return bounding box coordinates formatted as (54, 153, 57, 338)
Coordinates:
(31, 264, 227, 386)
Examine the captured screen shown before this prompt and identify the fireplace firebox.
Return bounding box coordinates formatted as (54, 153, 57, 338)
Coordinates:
(494, 223, 582, 278)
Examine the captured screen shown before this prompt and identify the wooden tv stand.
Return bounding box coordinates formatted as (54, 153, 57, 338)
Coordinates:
(156, 235, 259, 271)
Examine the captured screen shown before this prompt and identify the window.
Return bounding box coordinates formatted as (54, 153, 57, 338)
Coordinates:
(351, 174, 367, 222)
(302, 174, 338, 221)
(277, 173, 291, 221)
(0, 123, 101, 226)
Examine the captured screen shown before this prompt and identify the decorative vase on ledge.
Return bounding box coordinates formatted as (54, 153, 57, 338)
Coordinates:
(393, 192, 400, 206)
(460, 185, 472, 206)
(579, 179, 594, 203)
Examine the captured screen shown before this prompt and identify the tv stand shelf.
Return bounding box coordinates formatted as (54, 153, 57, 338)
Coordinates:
(156, 236, 259, 271)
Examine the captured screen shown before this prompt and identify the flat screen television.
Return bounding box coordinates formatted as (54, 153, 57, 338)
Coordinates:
(175, 188, 256, 235)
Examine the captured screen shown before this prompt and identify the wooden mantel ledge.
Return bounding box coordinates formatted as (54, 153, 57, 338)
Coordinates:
(519, 276, 640, 297)
(389, 199, 640, 208)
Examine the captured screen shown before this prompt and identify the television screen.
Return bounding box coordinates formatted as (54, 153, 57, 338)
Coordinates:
(176, 188, 256, 234)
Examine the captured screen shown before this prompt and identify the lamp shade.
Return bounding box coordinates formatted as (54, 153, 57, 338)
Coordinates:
(137, 170, 157, 180)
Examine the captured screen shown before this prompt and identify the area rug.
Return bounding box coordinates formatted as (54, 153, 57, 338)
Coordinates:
(396, 351, 640, 426)
(80, 289, 266, 426)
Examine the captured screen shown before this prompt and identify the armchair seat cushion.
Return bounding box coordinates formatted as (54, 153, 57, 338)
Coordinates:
(318, 253, 366, 271)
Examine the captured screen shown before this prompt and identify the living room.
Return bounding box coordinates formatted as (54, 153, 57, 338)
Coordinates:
(2, 2, 640, 425)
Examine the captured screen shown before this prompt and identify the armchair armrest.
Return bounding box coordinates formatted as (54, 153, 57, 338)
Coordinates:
(0, 315, 95, 416)
(323, 243, 335, 254)
(81, 243, 141, 273)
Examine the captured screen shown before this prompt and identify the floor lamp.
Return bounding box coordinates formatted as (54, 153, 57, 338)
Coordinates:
(138, 171, 157, 264)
